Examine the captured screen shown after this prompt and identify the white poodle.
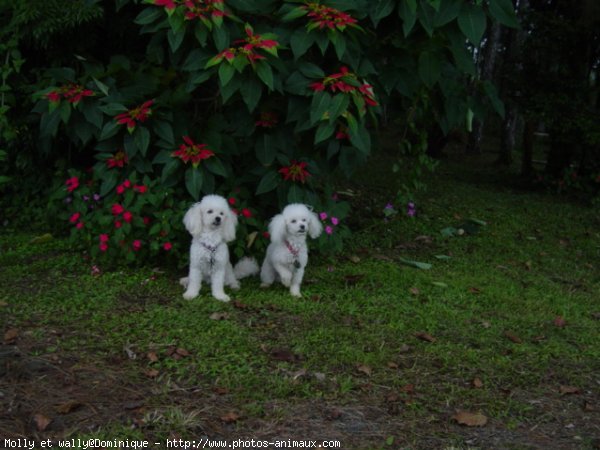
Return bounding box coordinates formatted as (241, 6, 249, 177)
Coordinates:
(260, 204, 323, 297)
(180, 195, 258, 302)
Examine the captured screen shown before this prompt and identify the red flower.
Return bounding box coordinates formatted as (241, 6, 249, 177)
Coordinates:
(262, 231, 270, 239)
(99, 234, 109, 243)
(279, 160, 311, 183)
(69, 212, 81, 224)
(183, 0, 226, 22)
(66, 177, 79, 192)
(47, 91, 61, 103)
(335, 126, 349, 140)
(76, 222, 85, 229)
(122, 180, 132, 189)
(107, 150, 128, 169)
(111, 204, 125, 215)
(132, 240, 142, 251)
(303, 4, 358, 31)
(62, 84, 94, 104)
(99, 243, 109, 252)
(241, 208, 252, 218)
(163, 242, 173, 251)
(115, 100, 154, 132)
(116, 185, 126, 195)
(134, 185, 147, 194)
(172, 136, 215, 167)
(115, 220, 122, 229)
(154, 0, 177, 9)
(123, 211, 133, 223)
(228, 197, 236, 205)
(255, 111, 278, 128)
(309, 81, 325, 92)
(210, 23, 279, 67)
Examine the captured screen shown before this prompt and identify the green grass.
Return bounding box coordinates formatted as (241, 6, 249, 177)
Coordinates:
(1, 153, 599, 449)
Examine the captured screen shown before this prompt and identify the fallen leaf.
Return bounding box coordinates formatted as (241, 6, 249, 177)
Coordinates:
(481, 321, 491, 329)
(0, 301, 8, 307)
(348, 255, 361, 263)
(468, 287, 481, 294)
(232, 300, 249, 310)
(175, 348, 190, 357)
(504, 331, 522, 344)
(583, 402, 595, 412)
(144, 369, 159, 378)
(213, 386, 229, 395)
(415, 332, 436, 343)
(524, 261, 532, 271)
(310, 294, 322, 302)
(147, 352, 159, 362)
(553, 315, 566, 328)
(387, 361, 399, 369)
(3, 328, 18, 344)
(559, 385, 580, 395)
(270, 348, 299, 362)
(55, 401, 82, 414)
(33, 413, 52, 431)
(399, 384, 415, 394)
(452, 411, 488, 427)
(344, 274, 365, 286)
(409, 287, 420, 296)
(220, 411, 240, 423)
(356, 364, 372, 377)
(209, 312, 230, 321)
(472, 377, 484, 389)
(398, 344, 411, 353)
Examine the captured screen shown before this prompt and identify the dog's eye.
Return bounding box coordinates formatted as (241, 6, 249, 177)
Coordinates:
(220, 212, 224, 215)
(207, 209, 213, 214)
(301, 218, 307, 222)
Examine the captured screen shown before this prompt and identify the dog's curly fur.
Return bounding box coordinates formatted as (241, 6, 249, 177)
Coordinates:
(260, 203, 323, 297)
(181, 194, 257, 302)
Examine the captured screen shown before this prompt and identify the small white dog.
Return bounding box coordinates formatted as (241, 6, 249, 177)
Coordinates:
(181, 195, 258, 302)
(260, 203, 323, 297)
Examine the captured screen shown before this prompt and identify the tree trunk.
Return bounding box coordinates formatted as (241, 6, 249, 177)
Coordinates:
(521, 119, 535, 177)
(466, 22, 503, 155)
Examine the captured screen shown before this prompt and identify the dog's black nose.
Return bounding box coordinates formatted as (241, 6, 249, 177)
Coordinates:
(214, 216, 221, 223)
(299, 224, 306, 230)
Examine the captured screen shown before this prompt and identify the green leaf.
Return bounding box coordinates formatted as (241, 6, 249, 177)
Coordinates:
(168, 28, 185, 53)
(418, 51, 441, 87)
(185, 167, 204, 200)
(154, 120, 175, 145)
(256, 170, 280, 195)
(281, 6, 308, 21)
(161, 158, 180, 184)
(287, 184, 304, 203)
(328, 94, 350, 123)
(329, 30, 347, 59)
(212, 25, 229, 51)
(99, 120, 120, 141)
(310, 90, 332, 125)
(433, 0, 461, 27)
(348, 122, 371, 155)
(218, 62, 236, 87)
(398, 0, 418, 36)
(371, 0, 395, 27)
(255, 62, 274, 91)
(314, 121, 335, 144)
(418, 0, 436, 36)
(134, 126, 151, 156)
(290, 28, 314, 59)
(220, 76, 241, 103)
(240, 77, 262, 112)
(488, 0, 519, 28)
(458, 3, 486, 46)
(81, 103, 103, 129)
(256, 134, 277, 166)
(398, 257, 432, 270)
(100, 171, 118, 197)
(285, 71, 310, 95)
(204, 157, 228, 177)
(298, 62, 325, 79)
(134, 7, 162, 25)
(92, 77, 110, 96)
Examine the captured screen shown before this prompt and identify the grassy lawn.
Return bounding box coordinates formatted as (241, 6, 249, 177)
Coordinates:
(1, 150, 599, 449)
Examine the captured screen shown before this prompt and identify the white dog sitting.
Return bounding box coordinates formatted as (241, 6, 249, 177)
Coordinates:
(181, 195, 258, 302)
(260, 204, 323, 297)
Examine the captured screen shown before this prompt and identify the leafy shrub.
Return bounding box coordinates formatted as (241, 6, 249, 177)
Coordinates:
(28, 0, 515, 264)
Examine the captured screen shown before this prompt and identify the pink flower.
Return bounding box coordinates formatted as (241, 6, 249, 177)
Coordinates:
(132, 240, 142, 251)
(76, 222, 85, 229)
(65, 177, 79, 192)
(325, 225, 333, 235)
(134, 185, 147, 194)
(123, 211, 133, 223)
(122, 180, 132, 189)
(319, 212, 328, 221)
(111, 204, 124, 215)
(99, 243, 108, 252)
(242, 208, 252, 218)
(69, 212, 81, 223)
(228, 197, 236, 205)
(99, 234, 109, 243)
(331, 217, 339, 225)
(116, 185, 126, 195)
(114, 221, 122, 229)
(163, 242, 172, 251)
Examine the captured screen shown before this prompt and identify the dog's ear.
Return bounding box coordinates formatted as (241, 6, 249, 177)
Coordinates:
(308, 210, 323, 239)
(268, 213, 286, 242)
(223, 206, 238, 243)
(183, 202, 204, 236)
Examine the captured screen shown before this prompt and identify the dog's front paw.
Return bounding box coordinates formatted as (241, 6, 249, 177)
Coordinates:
(229, 282, 241, 291)
(214, 293, 231, 302)
(290, 286, 302, 298)
(183, 290, 198, 300)
(280, 276, 292, 288)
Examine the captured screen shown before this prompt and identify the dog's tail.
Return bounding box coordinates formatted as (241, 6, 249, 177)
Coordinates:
(233, 257, 259, 279)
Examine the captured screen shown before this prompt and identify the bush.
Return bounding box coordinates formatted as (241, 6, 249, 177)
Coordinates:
(20, 0, 515, 264)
